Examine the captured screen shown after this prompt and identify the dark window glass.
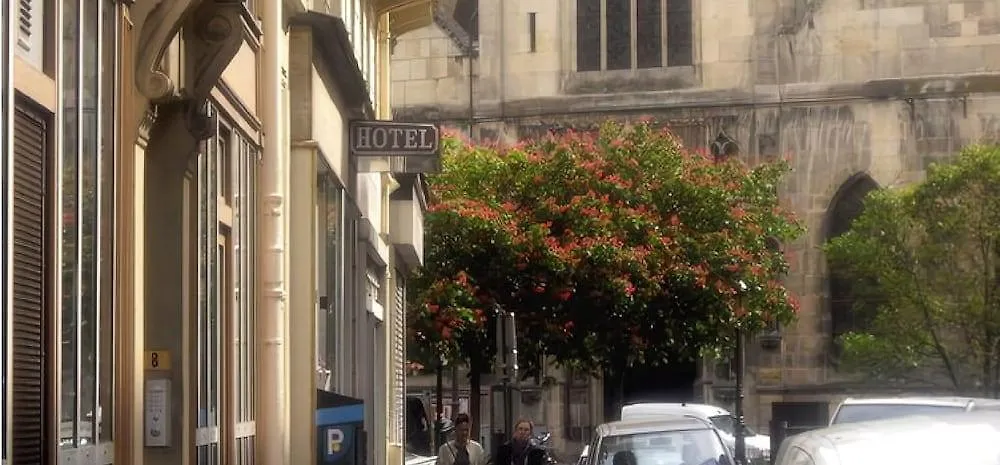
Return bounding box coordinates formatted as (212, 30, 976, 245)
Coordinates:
(636, 0, 662, 68)
(454, 0, 479, 41)
(79, 0, 100, 446)
(605, 0, 631, 70)
(576, 0, 601, 71)
(827, 176, 879, 338)
(666, 0, 693, 66)
(60, 0, 80, 449)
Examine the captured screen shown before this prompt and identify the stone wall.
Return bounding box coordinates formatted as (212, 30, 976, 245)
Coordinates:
(391, 0, 1000, 432)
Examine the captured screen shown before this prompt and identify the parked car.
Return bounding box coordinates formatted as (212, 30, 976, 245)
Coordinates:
(774, 410, 1000, 465)
(619, 403, 771, 462)
(405, 452, 438, 465)
(586, 416, 733, 465)
(828, 396, 1000, 425)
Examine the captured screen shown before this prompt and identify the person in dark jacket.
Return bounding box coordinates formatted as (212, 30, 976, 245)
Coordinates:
(493, 419, 547, 465)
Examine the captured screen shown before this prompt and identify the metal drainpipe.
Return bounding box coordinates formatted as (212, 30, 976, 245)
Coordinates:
(3, 4, 12, 463)
(497, 0, 505, 119)
(258, 0, 287, 462)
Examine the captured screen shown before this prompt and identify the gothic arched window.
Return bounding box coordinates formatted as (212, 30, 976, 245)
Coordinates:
(826, 174, 879, 340)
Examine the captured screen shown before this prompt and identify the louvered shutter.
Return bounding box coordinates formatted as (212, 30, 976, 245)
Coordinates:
(392, 273, 406, 443)
(11, 102, 50, 464)
(16, 0, 45, 68)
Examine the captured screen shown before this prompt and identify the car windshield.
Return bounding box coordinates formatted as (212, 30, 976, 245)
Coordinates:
(707, 415, 757, 437)
(595, 428, 729, 465)
(831, 404, 965, 424)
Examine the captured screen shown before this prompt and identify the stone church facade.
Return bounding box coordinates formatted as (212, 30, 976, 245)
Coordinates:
(392, 0, 1000, 452)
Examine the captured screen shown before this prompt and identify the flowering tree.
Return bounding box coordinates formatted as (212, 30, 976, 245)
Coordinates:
(408, 121, 804, 414)
(824, 145, 1000, 395)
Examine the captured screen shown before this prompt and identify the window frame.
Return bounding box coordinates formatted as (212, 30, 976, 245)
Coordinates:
(193, 106, 259, 465)
(316, 163, 345, 392)
(573, 0, 693, 72)
(57, 0, 117, 461)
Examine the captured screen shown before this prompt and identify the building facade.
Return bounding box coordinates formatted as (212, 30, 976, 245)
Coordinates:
(4, 0, 433, 464)
(391, 0, 1000, 440)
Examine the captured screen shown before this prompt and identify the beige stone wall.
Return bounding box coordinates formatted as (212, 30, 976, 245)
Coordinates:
(392, 0, 1000, 111)
(391, 27, 472, 110)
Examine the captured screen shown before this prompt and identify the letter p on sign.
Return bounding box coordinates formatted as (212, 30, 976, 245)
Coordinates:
(327, 428, 345, 454)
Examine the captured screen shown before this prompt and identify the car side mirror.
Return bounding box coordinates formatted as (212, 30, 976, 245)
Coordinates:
(718, 455, 732, 465)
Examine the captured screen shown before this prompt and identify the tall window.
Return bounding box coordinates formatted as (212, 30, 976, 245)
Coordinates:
(576, 0, 692, 72)
(317, 163, 344, 391)
(59, 0, 117, 460)
(564, 371, 592, 444)
(827, 174, 879, 340)
(194, 110, 258, 465)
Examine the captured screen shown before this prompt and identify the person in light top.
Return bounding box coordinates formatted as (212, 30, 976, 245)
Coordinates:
(437, 413, 488, 465)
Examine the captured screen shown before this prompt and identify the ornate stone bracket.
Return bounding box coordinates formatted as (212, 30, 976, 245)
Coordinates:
(135, 0, 256, 141)
(135, 0, 204, 100)
(182, 0, 258, 108)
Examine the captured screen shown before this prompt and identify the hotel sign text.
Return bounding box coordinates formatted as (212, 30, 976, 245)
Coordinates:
(349, 120, 440, 157)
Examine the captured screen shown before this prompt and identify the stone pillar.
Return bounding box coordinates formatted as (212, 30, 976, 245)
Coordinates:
(142, 101, 203, 465)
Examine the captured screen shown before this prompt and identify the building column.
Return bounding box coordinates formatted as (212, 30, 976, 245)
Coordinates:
(141, 101, 203, 465)
(123, 0, 257, 462)
(287, 143, 318, 465)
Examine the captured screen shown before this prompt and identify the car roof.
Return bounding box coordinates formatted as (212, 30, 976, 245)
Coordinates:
(780, 411, 1000, 465)
(596, 416, 713, 437)
(838, 396, 1000, 408)
(621, 403, 729, 418)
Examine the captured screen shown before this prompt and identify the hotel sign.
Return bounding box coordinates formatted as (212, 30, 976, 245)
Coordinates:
(349, 120, 440, 157)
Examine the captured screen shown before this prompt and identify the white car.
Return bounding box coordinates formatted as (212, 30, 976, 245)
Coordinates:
(620, 403, 771, 461)
(774, 411, 1000, 465)
(589, 416, 733, 465)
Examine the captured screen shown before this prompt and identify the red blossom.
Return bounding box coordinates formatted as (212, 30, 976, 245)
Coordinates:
(410, 121, 804, 375)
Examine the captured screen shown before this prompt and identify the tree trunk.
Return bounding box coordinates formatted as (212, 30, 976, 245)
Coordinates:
(611, 353, 628, 421)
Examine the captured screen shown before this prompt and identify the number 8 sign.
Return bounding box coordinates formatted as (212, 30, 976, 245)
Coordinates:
(145, 350, 172, 371)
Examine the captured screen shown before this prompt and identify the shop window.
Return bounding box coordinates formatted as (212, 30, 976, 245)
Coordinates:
(194, 109, 258, 465)
(59, 0, 116, 460)
(317, 164, 343, 391)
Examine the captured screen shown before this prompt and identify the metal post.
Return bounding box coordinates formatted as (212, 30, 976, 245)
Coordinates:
(435, 358, 446, 450)
(734, 326, 747, 465)
(467, 37, 474, 138)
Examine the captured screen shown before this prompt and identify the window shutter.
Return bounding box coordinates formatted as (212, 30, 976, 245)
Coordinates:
(16, 0, 45, 67)
(11, 102, 51, 464)
(391, 274, 406, 443)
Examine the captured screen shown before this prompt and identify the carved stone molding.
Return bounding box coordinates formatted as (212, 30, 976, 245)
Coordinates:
(182, 0, 257, 106)
(135, 0, 204, 100)
(147, 100, 212, 171)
